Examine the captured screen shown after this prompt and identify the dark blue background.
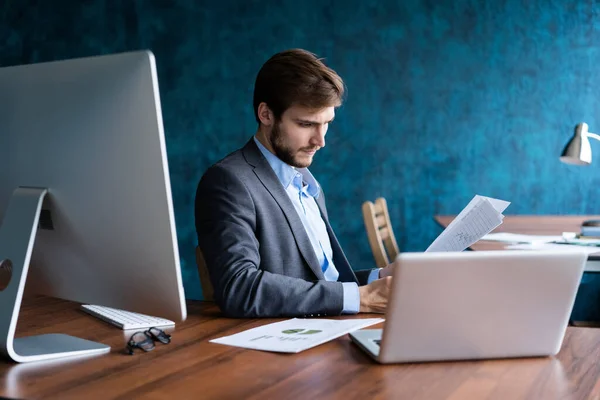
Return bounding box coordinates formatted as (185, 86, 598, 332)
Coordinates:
(3, 0, 599, 299)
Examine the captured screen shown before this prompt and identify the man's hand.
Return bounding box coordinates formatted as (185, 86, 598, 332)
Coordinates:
(358, 276, 392, 313)
(378, 262, 395, 279)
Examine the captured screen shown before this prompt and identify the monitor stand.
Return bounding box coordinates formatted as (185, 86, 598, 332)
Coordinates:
(0, 187, 110, 363)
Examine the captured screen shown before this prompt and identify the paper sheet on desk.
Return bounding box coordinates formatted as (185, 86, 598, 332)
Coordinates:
(481, 233, 564, 244)
(506, 243, 600, 255)
(210, 318, 384, 353)
(427, 195, 510, 252)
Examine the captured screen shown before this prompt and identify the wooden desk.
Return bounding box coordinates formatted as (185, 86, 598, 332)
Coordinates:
(4, 296, 600, 399)
(435, 215, 600, 251)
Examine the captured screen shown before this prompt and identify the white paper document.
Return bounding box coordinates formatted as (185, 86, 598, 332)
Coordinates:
(427, 195, 511, 252)
(506, 243, 600, 255)
(481, 232, 564, 244)
(210, 318, 384, 353)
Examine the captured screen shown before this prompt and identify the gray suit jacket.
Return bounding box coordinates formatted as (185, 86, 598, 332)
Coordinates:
(195, 138, 372, 317)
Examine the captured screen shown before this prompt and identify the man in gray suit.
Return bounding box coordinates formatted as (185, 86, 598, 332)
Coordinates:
(195, 49, 393, 318)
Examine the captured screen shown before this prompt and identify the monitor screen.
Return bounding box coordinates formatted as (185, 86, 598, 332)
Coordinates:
(0, 51, 187, 323)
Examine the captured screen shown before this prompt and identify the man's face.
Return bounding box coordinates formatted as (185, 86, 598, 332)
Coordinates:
(267, 105, 335, 168)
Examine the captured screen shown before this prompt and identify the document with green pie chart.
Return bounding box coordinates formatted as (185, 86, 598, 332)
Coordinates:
(210, 318, 384, 353)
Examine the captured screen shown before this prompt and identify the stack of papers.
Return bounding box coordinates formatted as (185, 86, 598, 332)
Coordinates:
(427, 195, 511, 252)
(210, 318, 383, 353)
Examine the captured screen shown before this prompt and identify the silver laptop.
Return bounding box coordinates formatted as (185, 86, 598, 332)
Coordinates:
(349, 250, 587, 363)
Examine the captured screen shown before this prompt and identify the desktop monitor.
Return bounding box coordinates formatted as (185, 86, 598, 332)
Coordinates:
(0, 50, 187, 362)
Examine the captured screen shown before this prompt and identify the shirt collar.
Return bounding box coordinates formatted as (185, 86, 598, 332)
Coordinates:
(253, 136, 320, 198)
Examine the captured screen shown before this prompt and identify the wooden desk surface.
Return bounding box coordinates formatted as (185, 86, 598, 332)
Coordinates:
(4, 296, 600, 399)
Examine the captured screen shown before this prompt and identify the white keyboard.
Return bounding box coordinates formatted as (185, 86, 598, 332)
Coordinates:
(81, 304, 175, 330)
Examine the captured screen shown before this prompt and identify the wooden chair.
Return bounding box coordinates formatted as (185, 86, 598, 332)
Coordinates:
(361, 197, 400, 268)
(195, 246, 214, 302)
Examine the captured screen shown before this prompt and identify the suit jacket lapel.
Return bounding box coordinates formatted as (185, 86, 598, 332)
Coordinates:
(242, 139, 325, 280)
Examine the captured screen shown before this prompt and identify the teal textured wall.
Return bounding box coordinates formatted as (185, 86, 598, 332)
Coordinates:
(3, 0, 600, 300)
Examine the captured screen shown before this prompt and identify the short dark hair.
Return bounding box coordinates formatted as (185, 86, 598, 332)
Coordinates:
(253, 49, 345, 123)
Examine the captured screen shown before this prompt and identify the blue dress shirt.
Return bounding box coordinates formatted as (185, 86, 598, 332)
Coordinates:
(253, 137, 379, 314)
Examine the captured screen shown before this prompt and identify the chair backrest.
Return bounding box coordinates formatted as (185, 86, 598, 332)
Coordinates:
(361, 197, 400, 268)
(195, 246, 214, 302)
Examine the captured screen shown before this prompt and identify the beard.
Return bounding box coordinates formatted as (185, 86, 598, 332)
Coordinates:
(269, 122, 317, 168)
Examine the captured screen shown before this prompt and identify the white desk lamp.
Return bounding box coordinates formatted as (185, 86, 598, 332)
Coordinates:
(560, 122, 600, 231)
(560, 122, 600, 165)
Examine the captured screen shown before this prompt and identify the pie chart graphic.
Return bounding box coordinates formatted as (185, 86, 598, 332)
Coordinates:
(282, 329, 322, 335)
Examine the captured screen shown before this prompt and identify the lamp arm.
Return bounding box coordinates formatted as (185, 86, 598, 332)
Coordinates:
(587, 132, 600, 142)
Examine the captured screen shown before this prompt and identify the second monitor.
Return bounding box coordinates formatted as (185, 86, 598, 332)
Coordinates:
(0, 50, 187, 362)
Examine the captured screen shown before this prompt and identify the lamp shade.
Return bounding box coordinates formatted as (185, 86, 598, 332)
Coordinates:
(560, 123, 592, 165)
